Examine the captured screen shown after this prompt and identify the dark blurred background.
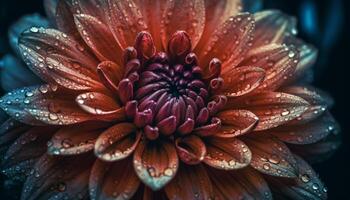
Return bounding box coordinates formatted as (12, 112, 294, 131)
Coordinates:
(0, 0, 349, 199)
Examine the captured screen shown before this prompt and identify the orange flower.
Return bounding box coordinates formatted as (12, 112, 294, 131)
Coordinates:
(0, 0, 340, 199)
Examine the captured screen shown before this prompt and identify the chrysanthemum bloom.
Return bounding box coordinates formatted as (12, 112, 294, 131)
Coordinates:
(0, 0, 340, 199)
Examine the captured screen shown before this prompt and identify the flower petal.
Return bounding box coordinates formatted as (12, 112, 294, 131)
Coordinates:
(266, 155, 327, 200)
(133, 139, 179, 191)
(216, 109, 259, 137)
(89, 158, 140, 200)
(48, 122, 108, 155)
(199, 13, 255, 71)
(74, 14, 123, 64)
(165, 164, 213, 200)
(0, 119, 29, 156)
(243, 135, 298, 177)
(44, 0, 58, 23)
(19, 28, 102, 90)
(208, 167, 272, 200)
(220, 66, 265, 97)
(175, 135, 206, 165)
(2, 126, 56, 181)
(105, 0, 148, 48)
(0, 85, 94, 125)
(0, 55, 41, 92)
(55, 0, 82, 40)
(241, 43, 299, 91)
(21, 153, 94, 200)
(161, 0, 205, 49)
(97, 61, 124, 93)
(94, 123, 139, 162)
(270, 112, 337, 145)
(227, 92, 309, 130)
(253, 10, 297, 47)
(204, 137, 251, 170)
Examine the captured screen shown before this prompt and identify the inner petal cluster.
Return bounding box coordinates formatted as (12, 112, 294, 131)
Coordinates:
(119, 31, 226, 140)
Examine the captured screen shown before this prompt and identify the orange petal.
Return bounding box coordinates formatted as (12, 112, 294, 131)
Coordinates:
(165, 164, 213, 200)
(94, 123, 139, 162)
(0, 85, 95, 125)
(199, 13, 255, 72)
(76, 92, 120, 115)
(266, 155, 327, 200)
(133, 139, 178, 191)
(47, 122, 108, 155)
(227, 92, 310, 130)
(204, 137, 252, 170)
(74, 14, 123, 64)
(208, 167, 273, 200)
(19, 28, 103, 90)
(89, 158, 140, 200)
(253, 10, 297, 47)
(220, 66, 265, 97)
(216, 109, 259, 137)
(97, 61, 123, 94)
(241, 43, 299, 91)
(21, 153, 94, 199)
(160, 0, 205, 49)
(243, 135, 298, 178)
(55, 0, 82, 41)
(105, 0, 148, 49)
(175, 135, 206, 165)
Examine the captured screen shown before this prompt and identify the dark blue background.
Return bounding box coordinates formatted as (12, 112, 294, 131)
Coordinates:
(0, 0, 349, 199)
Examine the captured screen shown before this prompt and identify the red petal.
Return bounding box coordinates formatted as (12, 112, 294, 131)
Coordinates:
(227, 92, 310, 130)
(220, 66, 266, 97)
(21, 153, 94, 199)
(243, 135, 298, 177)
(133, 139, 178, 191)
(165, 164, 213, 200)
(175, 135, 206, 165)
(208, 167, 272, 200)
(216, 109, 259, 137)
(47, 122, 108, 155)
(105, 0, 148, 49)
(266, 155, 327, 200)
(253, 10, 297, 47)
(55, 0, 82, 41)
(0, 85, 95, 125)
(76, 92, 121, 116)
(89, 158, 140, 200)
(74, 14, 123, 64)
(199, 13, 255, 71)
(204, 137, 252, 170)
(160, 0, 205, 49)
(241, 43, 299, 91)
(94, 123, 139, 162)
(97, 61, 123, 94)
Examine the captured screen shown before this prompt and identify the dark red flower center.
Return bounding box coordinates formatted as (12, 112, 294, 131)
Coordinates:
(118, 31, 226, 140)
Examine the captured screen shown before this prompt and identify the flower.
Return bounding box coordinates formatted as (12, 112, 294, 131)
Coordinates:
(0, 0, 340, 199)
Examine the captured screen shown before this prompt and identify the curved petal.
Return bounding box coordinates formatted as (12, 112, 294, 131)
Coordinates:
(44, 0, 58, 23)
(105, 0, 148, 49)
(47, 122, 108, 155)
(253, 10, 297, 47)
(220, 66, 266, 97)
(243, 135, 298, 178)
(18, 27, 102, 90)
(241, 43, 300, 91)
(216, 109, 259, 137)
(160, 0, 205, 49)
(227, 92, 310, 130)
(204, 137, 252, 170)
(175, 135, 206, 165)
(270, 113, 337, 145)
(0, 55, 41, 92)
(165, 164, 213, 200)
(1, 126, 56, 181)
(21, 154, 94, 200)
(89, 158, 140, 200)
(199, 13, 255, 71)
(74, 14, 123, 64)
(97, 61, 124, 93)
(208, 167, 272, 200)
(94, 123, 139, 162)
(55, 0, 81, 40)
(0, 119, 29, 155)
(0, 85, 95, 125)
(266, 155, 327, 200)
(133, 139, 179, 191)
